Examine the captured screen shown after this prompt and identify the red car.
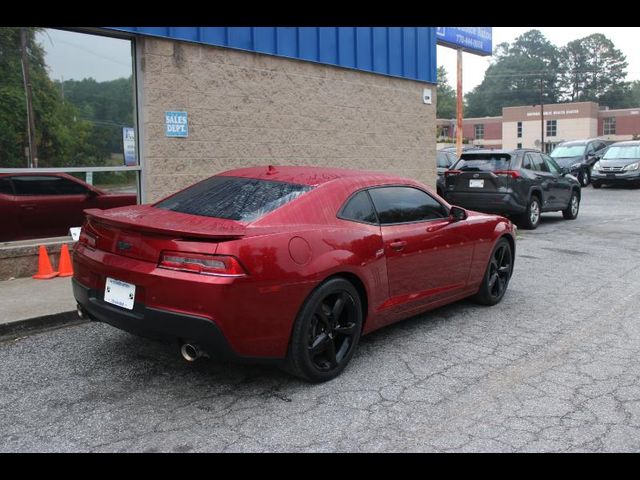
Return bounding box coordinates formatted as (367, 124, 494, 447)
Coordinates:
(72, 166, 516, 382)
(0, 172, 137, 242)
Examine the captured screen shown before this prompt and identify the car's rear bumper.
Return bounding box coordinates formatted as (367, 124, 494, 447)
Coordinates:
(444, 191, 526, 215)
(73, 278, 279, 363)
(72, 278, 233, 357)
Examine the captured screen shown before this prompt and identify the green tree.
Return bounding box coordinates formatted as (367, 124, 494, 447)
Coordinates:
(436, 66, 456, 119)
(465, 30, 563, 117)
(560, 33, 628, 104)
(0, 27, 95, 168)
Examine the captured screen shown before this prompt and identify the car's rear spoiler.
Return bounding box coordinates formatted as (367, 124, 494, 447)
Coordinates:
(84, 205, 246, 240)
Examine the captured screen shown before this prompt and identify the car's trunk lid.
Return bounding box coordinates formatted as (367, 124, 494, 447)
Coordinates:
(83, 205, 245, 262)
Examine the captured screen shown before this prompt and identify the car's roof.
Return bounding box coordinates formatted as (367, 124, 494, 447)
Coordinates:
(609, 140, 640, 147)
(219, 165, 413, 187)
(460, 148, 537, 155)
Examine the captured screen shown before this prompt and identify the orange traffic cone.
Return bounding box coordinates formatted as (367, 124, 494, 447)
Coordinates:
(57, 244, 73, 277)
(33, 245, 59, 279)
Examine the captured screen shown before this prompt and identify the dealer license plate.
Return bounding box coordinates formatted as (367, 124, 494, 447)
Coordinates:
(469, 179, 484, 188)
(104, 277, 136, 310)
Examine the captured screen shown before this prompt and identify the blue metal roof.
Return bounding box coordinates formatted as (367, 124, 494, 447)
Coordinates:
(107, 27, 437, 84)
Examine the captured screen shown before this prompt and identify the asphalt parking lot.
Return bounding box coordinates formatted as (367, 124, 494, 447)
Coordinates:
(2, 185, 640, 452)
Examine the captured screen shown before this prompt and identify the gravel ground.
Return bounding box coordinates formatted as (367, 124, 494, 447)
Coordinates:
(1, 185, 640, 452)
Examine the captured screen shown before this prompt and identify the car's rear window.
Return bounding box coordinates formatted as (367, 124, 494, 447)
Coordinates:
(155, 176, 313, 222)
(453, 154, 512, 172)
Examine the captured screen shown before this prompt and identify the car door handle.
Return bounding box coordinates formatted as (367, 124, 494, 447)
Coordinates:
(20, 204, 36, 210)
(389, 240, 407, 251)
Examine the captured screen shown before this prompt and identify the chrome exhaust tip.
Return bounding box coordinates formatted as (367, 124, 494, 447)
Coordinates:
(181, 343, 206, 362)
(77, 304, 85, 319)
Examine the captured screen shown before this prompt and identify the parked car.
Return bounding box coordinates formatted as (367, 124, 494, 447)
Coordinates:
(591, 140, 640, 188)
(443, 148, 581, 229)
(549, 138, 610, 186)
(0, 173, 137, 242)
(436, 150, 456, 197)
(72, 166, 516, 382)
(436, 146, 480, 197)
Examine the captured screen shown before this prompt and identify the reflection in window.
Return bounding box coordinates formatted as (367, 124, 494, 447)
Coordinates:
(0, 28, 135, 169)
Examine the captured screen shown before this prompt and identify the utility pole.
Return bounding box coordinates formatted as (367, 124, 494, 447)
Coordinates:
(456, 49, 463, 159)
(20, 28, 38, 168)
(540, 76, 544, 154)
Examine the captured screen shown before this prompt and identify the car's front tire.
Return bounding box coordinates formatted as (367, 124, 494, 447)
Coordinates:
(562, 191, 580, 220)
(285, 278, 363, 383)
(472, 238, 513, 306)
(579, 169, 590, 187)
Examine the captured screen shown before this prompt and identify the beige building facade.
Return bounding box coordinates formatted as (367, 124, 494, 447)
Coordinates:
(139, 37, 437, 203)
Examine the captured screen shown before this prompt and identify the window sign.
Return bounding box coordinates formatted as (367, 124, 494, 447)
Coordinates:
(122, 127, 137, 165)
(165, 111, 188, 138)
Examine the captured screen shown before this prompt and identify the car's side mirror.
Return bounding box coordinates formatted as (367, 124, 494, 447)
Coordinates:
(450, 205, 468, 221)
(86, 189, 99, 198)
(560, 167, 570, 175)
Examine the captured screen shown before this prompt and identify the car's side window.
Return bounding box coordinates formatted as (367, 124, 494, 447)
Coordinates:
(522, 154, 534, 170)
(531, 153, 549, 172)
(0, 178, 14, 195)
(543, 155, 561, 175)
(368, 186, 448, 225)
(54, 178, 90, 195)
(339, 190, 378, 224)
(10, 176, 88, 196)
(586, 143, 595, 155)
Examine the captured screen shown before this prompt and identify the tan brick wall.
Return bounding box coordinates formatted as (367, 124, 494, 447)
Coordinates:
(139, 37, 437, 202)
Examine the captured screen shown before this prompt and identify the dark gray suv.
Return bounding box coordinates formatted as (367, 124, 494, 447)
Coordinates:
(444, 149, 582, 229)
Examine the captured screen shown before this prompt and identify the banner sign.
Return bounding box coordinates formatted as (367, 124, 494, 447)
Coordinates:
(122, 127, 137, 166)
(436, 27, 492, 56)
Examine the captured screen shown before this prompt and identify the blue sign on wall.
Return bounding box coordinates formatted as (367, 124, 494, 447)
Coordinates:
(165, 111, 188, 137)
(436, 27, 492, 56)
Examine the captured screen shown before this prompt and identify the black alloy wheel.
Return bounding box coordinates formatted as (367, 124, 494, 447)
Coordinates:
(472, 238, 513, 306)
(286, 278, 362, 382)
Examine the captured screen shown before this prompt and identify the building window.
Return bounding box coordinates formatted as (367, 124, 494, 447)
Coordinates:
(517, 143, 522, 149)
(0, 28, 140, 242)
(546, 120, 557, 137)
(517, 122, 522, 138)
(604, 117, 616, 135)
(474, 124, 484, 140)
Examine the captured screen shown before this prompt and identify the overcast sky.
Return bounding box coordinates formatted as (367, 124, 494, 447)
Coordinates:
(37, 29, 133, 82)
(38, 27, 640, 91)
(438, 27, 640, 94)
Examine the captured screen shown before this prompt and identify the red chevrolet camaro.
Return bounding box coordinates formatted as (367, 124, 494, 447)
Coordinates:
(72, 166, 516, 382)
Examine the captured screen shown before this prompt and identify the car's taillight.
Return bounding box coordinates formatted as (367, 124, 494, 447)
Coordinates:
(444, 170, 462, 177)
(495, 170, 521, 178)
(158, 251, 247, 277)
(79, 229, 97, 248)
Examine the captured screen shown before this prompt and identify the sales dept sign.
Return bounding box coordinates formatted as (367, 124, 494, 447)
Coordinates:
(165, 111, 188, 137)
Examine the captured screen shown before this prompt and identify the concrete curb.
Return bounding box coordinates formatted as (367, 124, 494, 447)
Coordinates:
(0, 311, 88, 341)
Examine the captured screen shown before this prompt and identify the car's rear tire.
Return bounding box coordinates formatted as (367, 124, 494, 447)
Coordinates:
(472, 238, 513, 306)
(517, 195, 541, 230)
(285, 278, 363, 383)
(592, 181, 602, 189)
(562, 191, 580, 220)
